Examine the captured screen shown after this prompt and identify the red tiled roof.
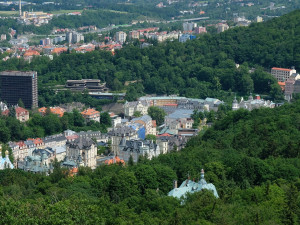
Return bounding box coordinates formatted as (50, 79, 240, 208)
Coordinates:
(24, 50, 40, 57)
(272, 67, 292, 71)
(15, 107, 28, 116)
(81, 108, 100, 116)
(1, 109, 9, 116)
(27, 138, 43, 145)
(105, 156, 125, 165)
(157, 133, 172, 137)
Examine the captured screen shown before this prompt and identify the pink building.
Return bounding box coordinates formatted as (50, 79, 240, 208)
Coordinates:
(195, 26, 207, 34)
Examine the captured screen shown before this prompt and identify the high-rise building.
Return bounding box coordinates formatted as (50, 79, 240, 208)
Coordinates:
(115, 31, 127, 43)
(183, 22, 197, 32)
(66, 32, 73, 44)
(129, 30, 140, 39)
(217, 23, 229, 33)
(0, 71, 38, 109)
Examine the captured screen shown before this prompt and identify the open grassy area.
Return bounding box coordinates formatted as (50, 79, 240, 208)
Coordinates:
(0, 11, 18, 16)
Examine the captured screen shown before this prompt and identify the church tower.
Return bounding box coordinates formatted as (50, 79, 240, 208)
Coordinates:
(232, 96, 239, 111)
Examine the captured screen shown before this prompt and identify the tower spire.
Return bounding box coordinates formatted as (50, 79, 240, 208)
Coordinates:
(19, 0, 22, 18)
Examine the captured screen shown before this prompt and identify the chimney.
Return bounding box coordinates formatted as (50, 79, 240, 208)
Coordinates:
(173, 180, 177, 189)
(19, 0, 22, 18)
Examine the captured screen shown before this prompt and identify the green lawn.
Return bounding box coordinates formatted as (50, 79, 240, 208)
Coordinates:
(0, 11, 18, 16)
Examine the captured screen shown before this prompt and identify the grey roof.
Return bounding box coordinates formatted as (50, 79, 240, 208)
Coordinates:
(167, 109, 194, 120)
(108, 126, 137, 136)
(67, 137, 95, 149)
(53, 146, 66, 154)
(121, 139, 159, 153)
(131, 115, 152, 123)
(43, 134, 67, 143)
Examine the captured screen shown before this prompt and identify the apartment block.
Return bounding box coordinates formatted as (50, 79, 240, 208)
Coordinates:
(0, 71, 38, 109)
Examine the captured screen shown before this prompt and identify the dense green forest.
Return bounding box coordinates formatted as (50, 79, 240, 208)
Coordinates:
(0, 100, 300, 223)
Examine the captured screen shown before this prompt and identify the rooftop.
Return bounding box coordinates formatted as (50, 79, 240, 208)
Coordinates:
(272, 67, 293, 72)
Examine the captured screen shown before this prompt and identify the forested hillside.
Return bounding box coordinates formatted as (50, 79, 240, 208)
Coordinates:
(0, 100, 300, 224)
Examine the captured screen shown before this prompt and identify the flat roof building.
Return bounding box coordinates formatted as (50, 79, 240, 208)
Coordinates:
(0, 71, 38, 109)
(271, 67, 296, 82)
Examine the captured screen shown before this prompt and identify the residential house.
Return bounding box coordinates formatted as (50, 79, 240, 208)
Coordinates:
(39, 106, 65, 117)
(2, 107, 30, 122)
(81, 108, 100, 123)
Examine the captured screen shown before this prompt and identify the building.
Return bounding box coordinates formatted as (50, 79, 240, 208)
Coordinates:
(109, 113, 122, 128)
(232, 95, 275, 111)
(115, 31, 127, 43)
(108, 126, 138, 153)
(179, 34, 196, 43)
(254, 16, 263, 23)
(124, 100, 150, 117)
(66, 32, 73, 43)
(129, 30, 140, 39)
(168, 169, 219, 199)
(18, 153, 53, 174)
(1, 34, 7, 41)
(66, 137, 97, 169)
(15, 106, 30, 122)
(2, 106, 30, 122)
(0, 71, 38, 109)
(65, 79, 108, 92)
(118, 138, 160, 162)
(0, 146, 14, 170)
(157, 135, 187, 154)
(0, 101, 8, 111)
(271, 67, 297, 81)
(217, 23, 229, 33)
(194, 26, 207, 34)
(72, 32, 84, 43)
(183, 22, 197, 32)
(40, 38, 52, 46)
(131, 115, 155, 135)
(39, 106, 65, 117)
(81, 108, 100, 123)
(285, 74, 300, 101)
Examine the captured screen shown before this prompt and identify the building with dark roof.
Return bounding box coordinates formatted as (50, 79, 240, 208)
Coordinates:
(0, 71, 38, 109)
(118, 138, 160, 162)
(66, 137, 97, 169)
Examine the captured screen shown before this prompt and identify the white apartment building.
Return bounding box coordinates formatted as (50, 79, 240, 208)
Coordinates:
(115, 31, 127, 43)
(183, 22, 197, 31)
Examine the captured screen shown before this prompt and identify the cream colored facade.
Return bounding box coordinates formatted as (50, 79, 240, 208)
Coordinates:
(66, 138, 97, 169)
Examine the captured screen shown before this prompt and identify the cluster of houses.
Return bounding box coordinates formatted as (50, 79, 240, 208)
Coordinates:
(124, 96, 224, 117)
